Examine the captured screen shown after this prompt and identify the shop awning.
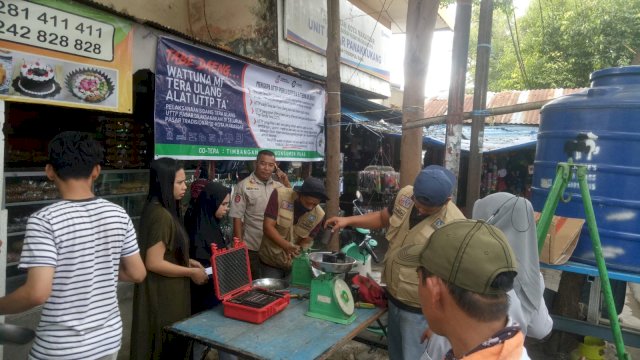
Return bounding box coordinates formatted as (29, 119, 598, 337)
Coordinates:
(341, 108, 538, 154)
(422, 124, 538, 153)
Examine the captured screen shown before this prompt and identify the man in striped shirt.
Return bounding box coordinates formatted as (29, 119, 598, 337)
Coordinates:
(0, 131, 147, 360)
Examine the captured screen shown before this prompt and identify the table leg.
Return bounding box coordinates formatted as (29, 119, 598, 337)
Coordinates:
(376, 319, 388, 338)
(587, 276, 602, 324)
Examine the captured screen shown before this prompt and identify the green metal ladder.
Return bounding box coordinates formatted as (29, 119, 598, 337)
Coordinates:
(536, 160, 629, 360)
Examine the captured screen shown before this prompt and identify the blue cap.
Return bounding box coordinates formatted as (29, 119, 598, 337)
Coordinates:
(413, 165, 456, 206)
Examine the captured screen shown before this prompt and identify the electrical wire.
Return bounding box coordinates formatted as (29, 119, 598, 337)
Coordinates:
(511, 7, 529, 85)
(202, 0, 216, 43)
(537, 0, 545, 40)
(505, 1, 529, 88)
(186, 0, 196, 38)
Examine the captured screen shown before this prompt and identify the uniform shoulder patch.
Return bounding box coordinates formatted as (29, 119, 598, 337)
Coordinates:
(393, 207, 406, 218)
(399, 195, 413, 208)
(234, 194, 242, 203)
(281, 201, 294, 210)
(432, 218, 445, 229)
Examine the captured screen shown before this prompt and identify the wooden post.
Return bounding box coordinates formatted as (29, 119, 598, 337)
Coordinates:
(326, 0, 341, 251)
(399, 0, 441, 187)
(301, 162, 312, 180)
(465, 0, 494, 216)
(444, 0, 473, 200)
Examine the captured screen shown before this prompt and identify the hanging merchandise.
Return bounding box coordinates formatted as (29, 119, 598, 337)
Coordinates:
(357, 165, 399, 195)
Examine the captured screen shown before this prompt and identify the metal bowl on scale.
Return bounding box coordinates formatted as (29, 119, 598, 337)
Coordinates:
(308, 252, 357, 274)
(251, 278, 289, 291)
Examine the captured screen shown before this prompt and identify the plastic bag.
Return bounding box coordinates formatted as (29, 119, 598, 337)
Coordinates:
(351, 274, 387, 308)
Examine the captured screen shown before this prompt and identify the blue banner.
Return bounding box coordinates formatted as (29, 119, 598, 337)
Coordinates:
(154, 37, 326, 160)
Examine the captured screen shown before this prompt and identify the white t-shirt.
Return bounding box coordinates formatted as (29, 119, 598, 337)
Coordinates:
(19, 198, 139, 360)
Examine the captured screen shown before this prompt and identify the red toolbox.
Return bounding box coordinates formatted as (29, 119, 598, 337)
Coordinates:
(211, 240, 290, 324)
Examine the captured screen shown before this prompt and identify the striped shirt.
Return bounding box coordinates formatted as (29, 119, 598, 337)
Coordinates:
(19, 198, 139, 360)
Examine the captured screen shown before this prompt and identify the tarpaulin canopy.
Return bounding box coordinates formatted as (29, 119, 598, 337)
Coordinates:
(341, 107, 538, 154)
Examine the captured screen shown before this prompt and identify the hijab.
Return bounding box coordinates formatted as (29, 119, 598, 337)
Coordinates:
(472, 192, 543, 316)
(186, 181, 231, 266)
(146, 157, 189, 266)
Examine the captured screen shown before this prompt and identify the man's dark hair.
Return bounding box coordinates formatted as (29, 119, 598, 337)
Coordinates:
(418, 266, 514, 322)
(48, 131, 103, 180)
(257, 149, 275, 160)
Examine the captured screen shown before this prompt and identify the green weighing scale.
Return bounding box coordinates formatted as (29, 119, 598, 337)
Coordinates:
(291, 250, 314, 287)
(305, 252, 357, 325)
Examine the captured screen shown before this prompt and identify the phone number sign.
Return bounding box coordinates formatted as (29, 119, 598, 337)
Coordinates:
(0, 0, 114, 61)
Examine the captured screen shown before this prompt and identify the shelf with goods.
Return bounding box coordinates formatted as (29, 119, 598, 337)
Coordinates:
(3, 169, 150, 287)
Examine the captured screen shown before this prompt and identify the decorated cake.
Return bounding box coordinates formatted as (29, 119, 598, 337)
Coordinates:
(66, 68, 114, 103)
(0, 55, 11, 91)
(0, 64, 5, 87)
(16, 61, 57, 96)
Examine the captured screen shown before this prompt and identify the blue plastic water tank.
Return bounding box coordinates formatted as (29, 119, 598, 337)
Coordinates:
(532, 66, 640, 273)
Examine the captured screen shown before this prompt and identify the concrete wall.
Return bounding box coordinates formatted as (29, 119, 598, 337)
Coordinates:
(92, 0, 279, 65)
(91, 0, 191, 35)
(379, 85, 404, 110)
(188, 0, 279, 63)
(93, 0, 389, 97)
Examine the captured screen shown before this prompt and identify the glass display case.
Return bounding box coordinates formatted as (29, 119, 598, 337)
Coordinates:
(4, 169, 149, 289)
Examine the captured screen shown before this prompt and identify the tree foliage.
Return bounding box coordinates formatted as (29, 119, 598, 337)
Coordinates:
(471, 0, 640, 91)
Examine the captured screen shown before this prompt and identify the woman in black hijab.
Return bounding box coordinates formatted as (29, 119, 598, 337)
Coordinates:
(185, 181, 231, 314)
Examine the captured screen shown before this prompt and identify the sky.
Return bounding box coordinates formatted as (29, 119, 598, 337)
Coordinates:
(389, 0, 531, 97)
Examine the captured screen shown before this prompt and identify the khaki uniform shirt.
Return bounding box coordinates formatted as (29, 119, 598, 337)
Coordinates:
(229, 173, 284, 250)
(384, 186, 465, 308)
(259, 188, 325, 270)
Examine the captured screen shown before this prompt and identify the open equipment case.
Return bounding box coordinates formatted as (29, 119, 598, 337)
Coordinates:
(211, 240, 290, 324)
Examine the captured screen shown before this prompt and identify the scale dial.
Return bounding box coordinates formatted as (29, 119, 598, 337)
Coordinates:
(333, 278, 355, 315)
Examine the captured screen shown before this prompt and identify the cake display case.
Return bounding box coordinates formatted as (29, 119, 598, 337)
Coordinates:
(4, 169, 149, 291)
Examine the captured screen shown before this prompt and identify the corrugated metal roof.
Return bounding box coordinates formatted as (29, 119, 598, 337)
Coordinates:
(424, 88, 587, 125)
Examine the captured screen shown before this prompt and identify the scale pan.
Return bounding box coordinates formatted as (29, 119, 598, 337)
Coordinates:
(309, 252, 356, 273)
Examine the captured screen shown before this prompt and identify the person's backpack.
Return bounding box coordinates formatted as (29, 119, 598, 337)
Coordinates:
(352, 274, 387, 308)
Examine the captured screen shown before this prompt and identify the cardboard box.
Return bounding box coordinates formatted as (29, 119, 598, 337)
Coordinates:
(534, 212, 585, 265)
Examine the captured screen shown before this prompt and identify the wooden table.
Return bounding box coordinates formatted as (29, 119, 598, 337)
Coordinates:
(166, 291, 387, 360)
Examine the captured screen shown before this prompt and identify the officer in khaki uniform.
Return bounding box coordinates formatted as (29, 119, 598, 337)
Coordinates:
(260, 177, 327, 280)
(230, 150, 289, 280)
(326, 165, 465, 360)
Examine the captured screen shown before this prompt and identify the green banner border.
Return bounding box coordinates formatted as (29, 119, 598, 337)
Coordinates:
(155, 144, 324, 160)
